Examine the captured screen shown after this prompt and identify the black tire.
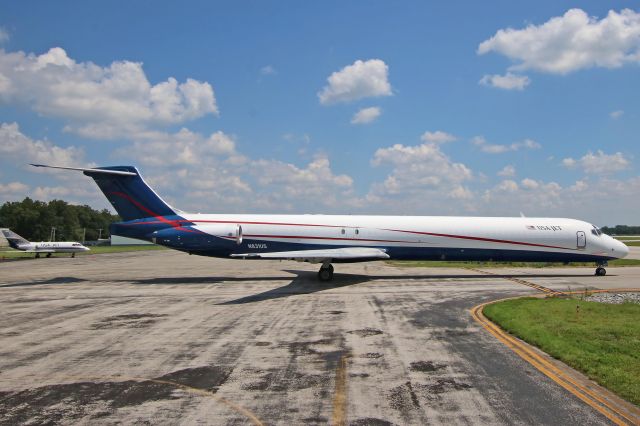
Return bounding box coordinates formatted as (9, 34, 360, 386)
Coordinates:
(595, 267, 606, 276)
(318, 266, 334, 282)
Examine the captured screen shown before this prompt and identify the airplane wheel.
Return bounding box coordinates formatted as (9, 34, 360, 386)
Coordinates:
(595, 267, 606, 276)
(35, 253, 40, 259)
(71, 253, 75, 258)
(318, 264, 334, 282)
(46, 253, 52, 258)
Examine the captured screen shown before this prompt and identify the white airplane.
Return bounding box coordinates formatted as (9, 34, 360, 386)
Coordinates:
(31, 164, 629, 279)
(1, 229, 90, 258)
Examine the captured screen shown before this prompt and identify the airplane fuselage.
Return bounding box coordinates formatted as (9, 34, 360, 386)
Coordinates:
(12, 241, 89, 254)
(111, 214, 628, 263)
(31, 164, 629, 280)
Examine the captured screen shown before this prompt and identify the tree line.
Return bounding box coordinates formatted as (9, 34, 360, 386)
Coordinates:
(1, 197, 638, 240)
(0, 198, 120, 242)
(600, 225, 640, 236)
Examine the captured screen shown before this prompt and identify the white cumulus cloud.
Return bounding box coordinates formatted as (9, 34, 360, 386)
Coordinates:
(351, 106, 381, 124)
(0, 181, 29, 196)
(472, 136, 540, 154)
(0, 47, 218, 139)
(421, 130, 457, 144)
(562, 150, 630, 174)
(610, 110, 624, 119)
(498, 165, 516, 177)
(260, 65, 277, 75)
(368, 137, 474, 211)
(0, 27, 9, 44)
(520, 178, 540, 190)
(116, 128, 242, 167)
(0, 122, 89, 167)
(318, 59, 392, 104)
(478, 8, 640, 74)
(109, 127, 362, 213)
(479, 72, 530, 90)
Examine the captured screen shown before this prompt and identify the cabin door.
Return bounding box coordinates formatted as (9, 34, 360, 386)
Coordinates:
(576, 231, 586, 249)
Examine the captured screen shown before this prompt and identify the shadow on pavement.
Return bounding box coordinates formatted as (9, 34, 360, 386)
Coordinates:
(0, 276, 87, 288)
(218, 270, 370, 304)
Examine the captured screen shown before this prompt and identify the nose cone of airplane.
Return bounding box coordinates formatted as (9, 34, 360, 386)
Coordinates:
(616, 240, 629, 258)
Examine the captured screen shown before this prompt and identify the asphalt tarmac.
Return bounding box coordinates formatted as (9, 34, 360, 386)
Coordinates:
(1, 251, 638, 425)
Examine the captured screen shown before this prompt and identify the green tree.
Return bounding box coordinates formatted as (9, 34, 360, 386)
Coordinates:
(0, 198, 120, 241)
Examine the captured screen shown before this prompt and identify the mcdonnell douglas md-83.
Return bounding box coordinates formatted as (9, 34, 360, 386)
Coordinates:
(32, 164, 629, 280)
(2, 229, 89, 258)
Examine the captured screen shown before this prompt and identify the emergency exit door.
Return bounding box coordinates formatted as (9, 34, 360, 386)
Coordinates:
(576, 231, 586, 249)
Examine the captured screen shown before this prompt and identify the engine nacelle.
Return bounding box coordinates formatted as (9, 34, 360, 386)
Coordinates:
(195, 224, 243, 245)
(150, 224, 242, 248)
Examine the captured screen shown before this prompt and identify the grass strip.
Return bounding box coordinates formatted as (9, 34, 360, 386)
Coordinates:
(0, 244, 166, 259)
(484, 297, 640, 406)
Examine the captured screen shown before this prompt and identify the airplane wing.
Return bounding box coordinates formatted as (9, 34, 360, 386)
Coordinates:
(230, 247, 389, 263)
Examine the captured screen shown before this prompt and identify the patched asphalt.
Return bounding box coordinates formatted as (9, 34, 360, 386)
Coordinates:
(1, 251, 638, 425)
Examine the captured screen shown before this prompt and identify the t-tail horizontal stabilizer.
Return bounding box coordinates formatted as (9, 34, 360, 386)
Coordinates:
(30, 164, 138, 176)
(30, 164, 177, 221)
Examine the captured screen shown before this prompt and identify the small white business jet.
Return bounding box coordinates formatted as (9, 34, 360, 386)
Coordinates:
(31, 164, 628, 279)
(1, 229, 90, 258)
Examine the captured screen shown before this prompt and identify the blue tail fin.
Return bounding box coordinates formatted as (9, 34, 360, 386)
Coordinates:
(2, 229, 30, 249)
(82, 166, 177, 221)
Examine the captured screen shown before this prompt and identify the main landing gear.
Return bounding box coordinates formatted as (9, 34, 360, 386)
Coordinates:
(318, 263, 334, 282)
(595, 261, 607, 276)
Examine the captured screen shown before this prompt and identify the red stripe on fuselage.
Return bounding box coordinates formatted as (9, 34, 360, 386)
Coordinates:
(120, 216, 574, 251)
(121, 219, 348, 227)
(234, 234, 408, 244)
(383, 228, 573, 251)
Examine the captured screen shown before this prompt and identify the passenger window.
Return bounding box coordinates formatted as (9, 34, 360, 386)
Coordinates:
(341, 229, 345, 235)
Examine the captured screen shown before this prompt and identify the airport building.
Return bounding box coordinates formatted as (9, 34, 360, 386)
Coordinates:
(0, 228, 8, 247)
(110, 235, 153, 245)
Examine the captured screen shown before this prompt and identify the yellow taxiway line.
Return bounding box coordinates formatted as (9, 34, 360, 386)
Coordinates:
(470, 290, 640, 426)
(331, 353, 350, 426)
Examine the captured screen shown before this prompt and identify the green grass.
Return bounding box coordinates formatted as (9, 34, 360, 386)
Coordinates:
(622, 241, 640, 246)
(388, 259, 640, 268)
(483, 298, 640, 406)
(0, 244, 166, 260)
(83, 245, 167, 254)
(614, 236, 640, 241)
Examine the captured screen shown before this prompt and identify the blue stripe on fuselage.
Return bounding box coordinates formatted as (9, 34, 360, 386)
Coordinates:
(111, 220, 615, 263)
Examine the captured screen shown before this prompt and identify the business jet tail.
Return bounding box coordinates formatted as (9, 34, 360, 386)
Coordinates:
(1, 229, 30, 249)
(30, 164, 177, 221)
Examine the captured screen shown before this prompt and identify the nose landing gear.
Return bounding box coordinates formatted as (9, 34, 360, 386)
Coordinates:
(318, 263, 334, 282)
(595, 261, 608, 276)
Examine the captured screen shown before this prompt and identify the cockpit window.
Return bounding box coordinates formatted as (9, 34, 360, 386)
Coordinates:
(591, 225, 602, 236)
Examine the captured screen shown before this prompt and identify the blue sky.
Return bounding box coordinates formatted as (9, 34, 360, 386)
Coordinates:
(0, 1, 638, 224)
